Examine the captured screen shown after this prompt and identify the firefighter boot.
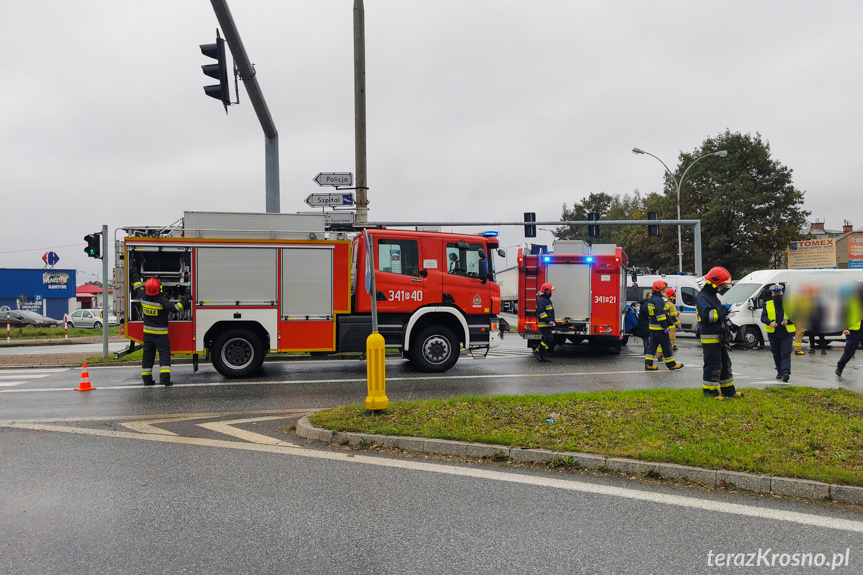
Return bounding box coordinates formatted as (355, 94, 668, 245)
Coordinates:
(702, 386, 720, 398)
(538, 347, 552, 363)
(645, 361, 658, 371)
(668, 363, 684, 370)
(160, 372, 173, 387)
(142, 374, 155, 386)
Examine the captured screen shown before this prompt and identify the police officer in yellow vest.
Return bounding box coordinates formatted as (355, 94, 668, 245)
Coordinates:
(760, 283, 795, 382)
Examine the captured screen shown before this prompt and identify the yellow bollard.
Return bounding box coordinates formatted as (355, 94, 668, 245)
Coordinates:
(365, 331, 389, 410)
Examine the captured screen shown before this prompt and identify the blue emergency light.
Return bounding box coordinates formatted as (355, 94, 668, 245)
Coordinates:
(480, 231, 499, 237)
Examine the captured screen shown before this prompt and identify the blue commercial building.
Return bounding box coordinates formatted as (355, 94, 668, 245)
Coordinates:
(0, 268, 77, 320)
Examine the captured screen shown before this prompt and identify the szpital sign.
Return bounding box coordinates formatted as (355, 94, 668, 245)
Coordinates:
(313, 172, 353, 187)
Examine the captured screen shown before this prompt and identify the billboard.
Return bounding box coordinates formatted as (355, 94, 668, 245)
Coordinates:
(787, 239, 837, 269)
(848, 236, 863, 268)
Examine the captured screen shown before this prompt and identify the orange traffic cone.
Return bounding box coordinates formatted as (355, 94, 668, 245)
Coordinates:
(75, 363, 96, 392)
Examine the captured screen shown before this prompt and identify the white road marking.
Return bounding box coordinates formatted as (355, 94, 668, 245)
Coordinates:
(0, 368, 69, 387)
(0, 369, 671, 393)
(197, 416, 299, 447)
(1, 418, 862, 534)
(121, 415, 220, 436)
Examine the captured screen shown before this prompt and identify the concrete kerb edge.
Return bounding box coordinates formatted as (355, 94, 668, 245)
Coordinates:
(294, 417, 863, 505)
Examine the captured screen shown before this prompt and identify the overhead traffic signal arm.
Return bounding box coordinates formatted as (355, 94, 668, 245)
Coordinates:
(200, 29, 230, 113)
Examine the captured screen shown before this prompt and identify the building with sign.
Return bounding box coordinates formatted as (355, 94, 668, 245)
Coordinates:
(787, 220, 859, 269)
(0, 268, 77, 319)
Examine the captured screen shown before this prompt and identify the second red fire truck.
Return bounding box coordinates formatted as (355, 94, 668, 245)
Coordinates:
(516, 240, 630, 353)
(115, 212, 502, 378)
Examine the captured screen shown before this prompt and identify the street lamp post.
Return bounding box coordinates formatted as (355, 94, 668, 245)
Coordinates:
(632, 147, 728, 273)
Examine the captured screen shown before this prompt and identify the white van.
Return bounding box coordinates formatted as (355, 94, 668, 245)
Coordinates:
(722, 269, 863, 348)
(626, 273, 702, 333)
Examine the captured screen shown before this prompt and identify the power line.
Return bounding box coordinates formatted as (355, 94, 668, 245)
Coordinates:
(0, 244, 80, 254)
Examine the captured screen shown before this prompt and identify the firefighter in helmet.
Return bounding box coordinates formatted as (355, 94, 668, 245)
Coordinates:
(645, 280, 683, 371)
(534, 283, 555, 363)
(656, 287, 681, 360)
(696, 266, 742, 399)
(133, 276, 189, 386)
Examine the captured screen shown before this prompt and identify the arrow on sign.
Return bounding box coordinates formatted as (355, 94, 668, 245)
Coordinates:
(305, 193, 355, 208)
(314, 172, 353, 187)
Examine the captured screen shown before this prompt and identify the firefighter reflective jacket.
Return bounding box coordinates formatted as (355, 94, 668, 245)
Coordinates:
(133, 282, 184, 335)
(536, 293, 555, 327)
(647, 292, 670, 331)
(696, 283, 726, 343)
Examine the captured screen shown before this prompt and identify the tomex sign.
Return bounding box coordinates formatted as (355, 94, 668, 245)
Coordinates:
(787, 239, 836, 269)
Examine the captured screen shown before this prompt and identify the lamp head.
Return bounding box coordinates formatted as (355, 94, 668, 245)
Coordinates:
(716, 150, 728, 157)
(632, 147, 645, 154)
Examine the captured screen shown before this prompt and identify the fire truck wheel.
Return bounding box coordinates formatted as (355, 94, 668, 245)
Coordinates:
(412, 326, 459, 373)
(212, 328, 264, 378)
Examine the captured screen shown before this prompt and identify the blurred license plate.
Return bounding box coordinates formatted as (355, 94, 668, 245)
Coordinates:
(523, 334, 542, 340)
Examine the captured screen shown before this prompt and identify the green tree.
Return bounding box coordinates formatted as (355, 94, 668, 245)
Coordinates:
(678, 130, 809, 277)
(553, 131, 809, 278)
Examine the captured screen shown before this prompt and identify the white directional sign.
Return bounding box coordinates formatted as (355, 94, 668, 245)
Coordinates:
(304, 193, 355, 207)
(314, 172, 353, 187)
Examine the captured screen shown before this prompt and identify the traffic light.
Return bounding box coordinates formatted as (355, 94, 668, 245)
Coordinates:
(84, 233, 101, 259)
(524, 212, 536, 238)
(647, 211, 660, 237)
(200, 29, 230, 113)
(587, 212, 600, 238)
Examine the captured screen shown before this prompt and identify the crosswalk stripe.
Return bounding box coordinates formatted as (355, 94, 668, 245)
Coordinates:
(0, 368, 69, 387)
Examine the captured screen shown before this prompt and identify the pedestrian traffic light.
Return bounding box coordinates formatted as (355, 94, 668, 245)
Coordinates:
(587, 212, 600, 238)
(84, 233, 101, 259)
(200, 29, 230, 113)
(524, 212, 536, 238)
(647, 211, 660, 237)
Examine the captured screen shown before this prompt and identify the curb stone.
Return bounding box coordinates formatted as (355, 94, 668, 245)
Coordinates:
(296, 416, 863, 505)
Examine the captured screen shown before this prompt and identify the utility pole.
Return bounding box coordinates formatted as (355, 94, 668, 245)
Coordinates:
(209, 0, 280, 212)
(353, 0, 369, 224)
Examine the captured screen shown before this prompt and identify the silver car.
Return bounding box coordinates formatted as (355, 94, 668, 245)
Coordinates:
(65, 309, 117, 329)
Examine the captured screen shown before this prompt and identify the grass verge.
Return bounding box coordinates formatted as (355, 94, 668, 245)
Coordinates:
(310, 387, 863, 486)
(4, 326, 122, 339)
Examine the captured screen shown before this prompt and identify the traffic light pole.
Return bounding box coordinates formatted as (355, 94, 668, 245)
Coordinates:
(101, 224, 109, 359)
(208, 0, 280, 213)
(367, 219, 704, 276)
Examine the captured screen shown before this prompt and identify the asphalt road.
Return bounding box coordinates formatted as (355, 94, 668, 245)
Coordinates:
(2, 325, 862, 574)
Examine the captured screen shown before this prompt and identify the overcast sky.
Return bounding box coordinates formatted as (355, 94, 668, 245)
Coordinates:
(2, 1, 860, 279)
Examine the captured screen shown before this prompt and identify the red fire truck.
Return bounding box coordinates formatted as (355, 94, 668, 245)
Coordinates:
(516, 240, 629, 352)
(115, 212, 502, 378)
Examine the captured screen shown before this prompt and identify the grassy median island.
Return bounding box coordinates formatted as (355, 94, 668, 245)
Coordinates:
(310, 387, 863, 486)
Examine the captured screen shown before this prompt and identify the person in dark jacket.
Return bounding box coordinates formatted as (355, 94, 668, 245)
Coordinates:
(133, 276, 189, 386)
(534, 283, 555, 363)
(622, 302, 639, 346)
(836, 319, 863, 377)
(645, 280, 683, 371)
(697, 266, 742, 399)
(760, 283, 795, 382)
(636, 299, 651, 353)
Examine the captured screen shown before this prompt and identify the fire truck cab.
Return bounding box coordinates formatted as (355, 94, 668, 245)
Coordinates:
(115, 212, 502, 378)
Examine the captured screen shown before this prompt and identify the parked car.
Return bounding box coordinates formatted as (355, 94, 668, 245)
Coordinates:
(65, 308, 118, 329)
(0, 310, 61, 328)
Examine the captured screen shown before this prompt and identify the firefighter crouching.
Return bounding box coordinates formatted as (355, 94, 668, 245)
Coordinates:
(645, 280, 683, 371)
(697, 266, 743, 399)
(534, 283, 555, 363)
(133, 276, 189, 386)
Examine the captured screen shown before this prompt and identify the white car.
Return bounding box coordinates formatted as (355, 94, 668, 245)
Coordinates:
(65, 309, 118, 329)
